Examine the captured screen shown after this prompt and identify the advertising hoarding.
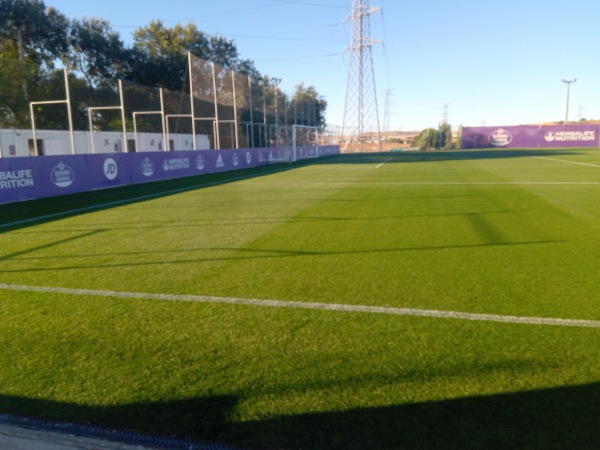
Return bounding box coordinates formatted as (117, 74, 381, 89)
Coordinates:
(462, 124, 600, 149)
(0, 146, 340, 205)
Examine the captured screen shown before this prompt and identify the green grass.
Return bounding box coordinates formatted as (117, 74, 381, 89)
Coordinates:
(1, 149, 599, 449)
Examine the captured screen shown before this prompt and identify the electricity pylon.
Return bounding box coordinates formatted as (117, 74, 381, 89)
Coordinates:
(341, 0, 382, 153)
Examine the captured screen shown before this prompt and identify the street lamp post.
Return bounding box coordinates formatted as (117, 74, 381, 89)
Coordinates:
(562, 78, 576, 124)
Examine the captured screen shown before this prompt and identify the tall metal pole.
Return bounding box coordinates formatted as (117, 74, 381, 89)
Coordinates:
(30, 102, 38, 156)
(248, 77, 255, 147)
(562, 78, 576, 124)
(271, 77, 281, 147)
(188, 52, 197, 150)
(212, 62, 220, 149)
(262, 82, 267, 147)
(159, 88, 167, 151)
(64, 69, 75, 155)
(232, 70, 239, 149)
(119, 79, 128, 153)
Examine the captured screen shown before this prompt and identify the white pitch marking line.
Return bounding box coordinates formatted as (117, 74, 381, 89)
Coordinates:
(536, 156, 600, 168)
(248, 181, 600, 186)
(375, 157, 392, 169)
(1, 283, 599, 329)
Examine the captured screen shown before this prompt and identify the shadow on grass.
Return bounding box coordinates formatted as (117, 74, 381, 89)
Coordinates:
(0, 239, 562, 274)
(0, 149, 581, 232)
(1, 382, 599, 449)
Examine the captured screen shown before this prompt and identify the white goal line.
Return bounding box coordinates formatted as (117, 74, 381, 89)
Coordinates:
(1, 283, 599, 329)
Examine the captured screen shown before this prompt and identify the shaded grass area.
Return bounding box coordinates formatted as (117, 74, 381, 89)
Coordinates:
(0, 158, 314, 230)
(1, 149, 600, 448)
(244, 383, 600, 450)
(0, 291, 599, 449)
(1, 383, 599, 450)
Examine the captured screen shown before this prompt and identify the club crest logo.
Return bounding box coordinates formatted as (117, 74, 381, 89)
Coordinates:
(196, 155, 205, 170)
(51, 163, 75, 188)
(141, 158, 155, 177)
(489, 129, 512, 147)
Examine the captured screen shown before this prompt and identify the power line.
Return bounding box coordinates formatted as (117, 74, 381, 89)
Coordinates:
(265, 0, 348, 8)
(212, 32, 344, 43)
(255, 52, 341, 63)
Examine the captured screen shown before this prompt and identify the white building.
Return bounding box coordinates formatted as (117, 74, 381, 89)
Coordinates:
(0, 129, 211, 158)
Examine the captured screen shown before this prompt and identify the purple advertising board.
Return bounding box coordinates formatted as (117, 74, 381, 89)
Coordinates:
(0, 146, 340, 205)
(462, 124, 600, 149)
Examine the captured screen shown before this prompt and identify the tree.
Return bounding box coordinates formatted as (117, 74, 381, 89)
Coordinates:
(129, 21, 184, 90)
(207, 34, 239, 68)
(0, 3, 329, 132)
(438, 122, 453, 149)
(0, 0, 70, 126)
(0, 43, 29, 126)
(455, 125, 463, 149)
(0, 0, 69, 96)
(128, 20, 263, 90)
(126, 20, 212, 91)
(289, 83, 327, 129)
(68, 17, 127, 88)
(413, 123, 454, 150)
(234, 58, 260, 79)
(0, 0, 69, 67)
(413, 128, 439, 150)
(132, 20, 210, 59)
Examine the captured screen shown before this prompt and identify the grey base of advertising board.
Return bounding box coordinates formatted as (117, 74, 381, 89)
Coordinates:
(0, 413, 238, 450)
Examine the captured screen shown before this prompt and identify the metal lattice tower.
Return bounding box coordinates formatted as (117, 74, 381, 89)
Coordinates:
(341, 0, 382, 153)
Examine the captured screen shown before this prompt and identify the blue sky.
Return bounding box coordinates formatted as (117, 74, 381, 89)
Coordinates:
(44, 0, 600, 131)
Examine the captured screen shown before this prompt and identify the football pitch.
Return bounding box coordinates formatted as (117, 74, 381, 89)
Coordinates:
(1, 149, 599, 449)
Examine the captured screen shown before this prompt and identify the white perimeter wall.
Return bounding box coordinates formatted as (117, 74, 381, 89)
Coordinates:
(0, 129, 210, 158)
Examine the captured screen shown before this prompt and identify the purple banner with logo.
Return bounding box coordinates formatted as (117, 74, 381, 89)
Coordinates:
(462, 124, 600, 149)
(0, 146, 339, 205)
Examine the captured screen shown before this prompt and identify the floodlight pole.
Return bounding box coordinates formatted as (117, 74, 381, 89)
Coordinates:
(562, 78, 576, 124)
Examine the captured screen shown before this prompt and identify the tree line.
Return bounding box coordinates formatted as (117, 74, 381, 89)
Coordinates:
(0, 0, 327, 131)
(412, 122, 457, 150)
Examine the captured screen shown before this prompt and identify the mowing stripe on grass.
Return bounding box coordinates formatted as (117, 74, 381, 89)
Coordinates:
(1, 283, 599, 329)
(0, 165, 295, 230)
